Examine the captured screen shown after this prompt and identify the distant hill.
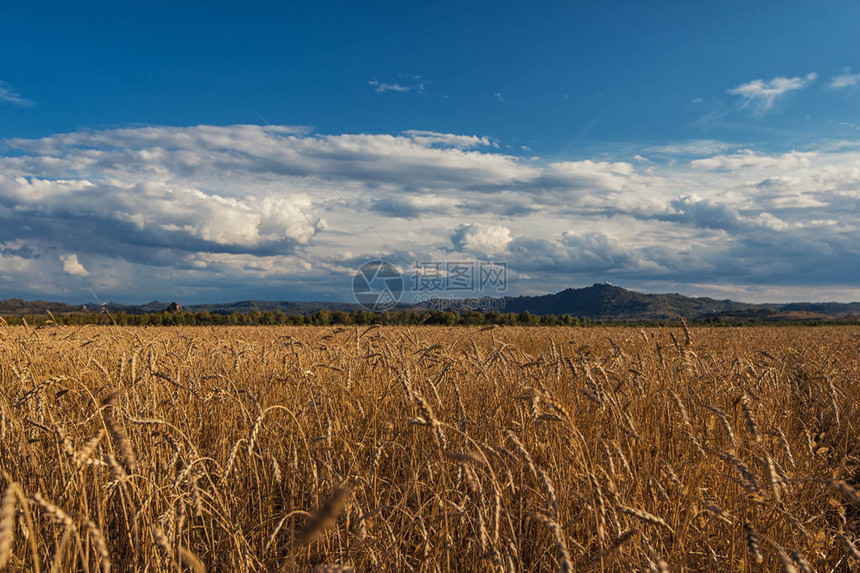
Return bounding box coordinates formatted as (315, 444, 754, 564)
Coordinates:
(2, 283, 859, 322)
(500, 283, 860, 321)
(0, 298, 87, 316)
(500, 283, 753, 319)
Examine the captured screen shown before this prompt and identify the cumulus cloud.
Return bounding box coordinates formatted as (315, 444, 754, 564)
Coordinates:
(663, 196, 744, 231)
(370, 194, 456, 218)
(451, 224, 513, 257)
(60, 254, 89, 276)
(0, 124, 859, 302)
(0, 176, 321, 256)
(728, 73, 817, 111)
(509, 232, 642, 274)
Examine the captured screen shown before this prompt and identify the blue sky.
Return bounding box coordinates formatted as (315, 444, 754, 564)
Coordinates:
(1, 1, 859, 304)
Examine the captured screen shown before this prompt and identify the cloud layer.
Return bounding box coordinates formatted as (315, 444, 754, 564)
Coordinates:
(1, 125, 859, 303)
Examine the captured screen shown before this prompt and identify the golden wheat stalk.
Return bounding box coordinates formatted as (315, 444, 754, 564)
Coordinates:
(617, 505, 674, 534)
(503, 430, 537, 476)
(839, 533, 860, 563)
(743, 522, 764, 564)
(413, 394, 448, 451)
(532, 512, 574, 573)
(740, 393, 761, 443)
(0, 484, 17, 568)
(84, 518, 112, 573)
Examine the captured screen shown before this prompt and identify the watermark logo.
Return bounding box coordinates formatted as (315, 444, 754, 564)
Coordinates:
(411, 261, 507, 293)
(352, 260, 404, 311)
(352, 259, 508, 311)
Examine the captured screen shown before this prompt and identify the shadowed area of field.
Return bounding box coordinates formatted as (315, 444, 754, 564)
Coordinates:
(0, 325, 857, 571)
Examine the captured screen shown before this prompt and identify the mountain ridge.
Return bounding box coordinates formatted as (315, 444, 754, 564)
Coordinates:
(1, 283, 859, 321)
(498, 283, 860, 320)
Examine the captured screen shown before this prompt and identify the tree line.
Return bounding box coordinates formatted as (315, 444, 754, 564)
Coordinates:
(1, 309, 853, 327)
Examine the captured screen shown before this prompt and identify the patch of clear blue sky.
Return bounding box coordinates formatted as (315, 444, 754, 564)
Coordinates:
(1, 0, 858, 157)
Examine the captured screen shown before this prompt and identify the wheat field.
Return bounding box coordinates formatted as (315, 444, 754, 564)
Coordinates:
(0, 324, 857, 572)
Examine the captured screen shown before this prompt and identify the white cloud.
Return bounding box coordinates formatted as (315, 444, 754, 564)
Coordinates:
(1, 124, 860, 302)
(690, 149, 816, 171)
(0, 81, 34, 107)
(728, 73, 817, 111)
(451, 224, 512, 257)
(60, 254, 89, 276)
(647, 140, 736, 156)
(830, 72, 860, 89)
(400, 130, 495, 149)
(368, 80, 410, 93)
